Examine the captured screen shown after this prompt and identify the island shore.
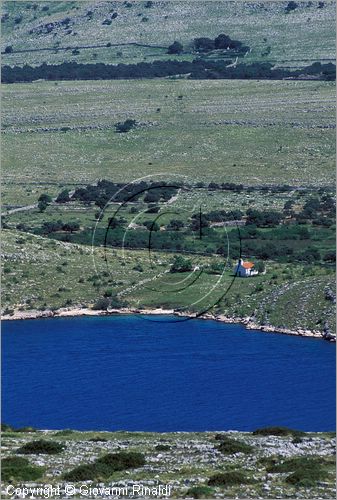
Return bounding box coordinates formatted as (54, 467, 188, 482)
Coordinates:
(2, 306, 335, 341)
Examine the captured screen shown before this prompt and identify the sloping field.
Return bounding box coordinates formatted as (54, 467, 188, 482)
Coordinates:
(1, 1, 335, 67)
(2, 79, 335, 206)
(2, 229, 335, 335)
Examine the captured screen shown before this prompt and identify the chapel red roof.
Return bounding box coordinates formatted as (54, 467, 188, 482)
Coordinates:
(242, 261, 254, 269)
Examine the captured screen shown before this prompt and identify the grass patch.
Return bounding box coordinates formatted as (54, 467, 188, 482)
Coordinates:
(260, 456, 330, 487)
(63, 463, 108, 482)
(1, 456, 44, 482)
(216, 436, 254, 455)
(63, 451, 146, 482)
(17, 439, 65, 455)
(252, 426, 305, 437)
(54, 429, 75, 436)
(155, 444, 171, 451)
(185, 486, 214, 498)
(2, 79, 335, 209)
(15, 426, 37, 433)
(265, 456, 324, 473)
(286, 467, 329, 487)
(96, 451, 145, 469)
(1, 423, 36, 432)
(208, 471, 252, 487)
(1, 423, 14, 432)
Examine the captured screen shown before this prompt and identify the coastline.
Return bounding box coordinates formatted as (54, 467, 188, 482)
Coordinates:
(2, 306, 335, 341)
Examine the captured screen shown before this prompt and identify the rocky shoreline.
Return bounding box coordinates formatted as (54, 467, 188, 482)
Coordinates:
(2, 306, 335, 342)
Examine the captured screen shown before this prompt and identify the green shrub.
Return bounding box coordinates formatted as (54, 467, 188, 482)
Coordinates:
(185, 486, 214, 498)
(170, 255, 192, 273)
(252, 426, 305, 437)
(1, 456, 44, 482)
(89, 437, 108, 442)
(115, 119, 136, 133)
(17, 439, 65, 455)
(63, 463, 101, 482)
(1, 423, 13, 432)
(54, 429, 74, 436)
(93, 295, 126, 310)
(208, 471, 251, 486)
(266, 456, 323, 473)
(216, 436, 253, 455)
(1, 423, 36, 433)
(286, 466, 328, 487)
(155, 444, 171, 451)
(261, 455, 329, 487)
(92, 297, 110, 310)
(96, 451, 145, 469)
(63, 451, 146, 482)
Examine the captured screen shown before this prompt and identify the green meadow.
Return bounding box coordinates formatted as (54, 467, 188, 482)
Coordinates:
(2, 79, 335, 206)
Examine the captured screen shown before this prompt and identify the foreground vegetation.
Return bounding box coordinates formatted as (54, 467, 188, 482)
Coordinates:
(1, 426, 335, 498)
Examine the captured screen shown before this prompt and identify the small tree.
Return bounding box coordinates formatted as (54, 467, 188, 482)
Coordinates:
(92, 297, 110, 310)
(115, 119, 136, 133)
(255, 261, 266, 273)
(63, 222, 80, 233)
(4, 45, 13, 54)
(167, 219, 184, 231)
(167, 41, 183, 54)
(214, 34, 232, 49)
(143, 220, 160, 231)
(38, 193, 52, 212)
(190, 213, 209, 232)
(170, 255, 192, 273)
(38, 193, 52, 203)
(194, 37, 215, 52)
(56, 189, 70, 203)
(286, 1, 298, 12)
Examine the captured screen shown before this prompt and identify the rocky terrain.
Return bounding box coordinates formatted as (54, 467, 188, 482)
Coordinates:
(1, 427, 335, 499)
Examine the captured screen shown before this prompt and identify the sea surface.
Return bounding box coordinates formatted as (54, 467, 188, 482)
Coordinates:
(2, 315, 336, 432)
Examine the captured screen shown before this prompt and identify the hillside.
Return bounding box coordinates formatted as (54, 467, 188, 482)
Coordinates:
(2, 229, 335, 337)
(2, 1, 336, 68)
(2, 79, 335, 208)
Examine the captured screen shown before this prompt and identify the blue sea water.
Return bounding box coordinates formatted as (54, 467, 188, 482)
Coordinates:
(2, 315, 335, 432)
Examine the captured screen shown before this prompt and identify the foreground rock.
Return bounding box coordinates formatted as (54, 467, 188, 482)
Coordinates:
(1, 428, 335, 499)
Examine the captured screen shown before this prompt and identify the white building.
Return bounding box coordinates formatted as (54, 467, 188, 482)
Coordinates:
(234, 258, 259, 277)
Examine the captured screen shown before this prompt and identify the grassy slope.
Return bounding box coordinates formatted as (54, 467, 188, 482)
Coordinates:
(1, 428, 336, 498)
(2, 79, 335, 206)
(1, 1, 336, 67)
(2, 229, 335, 334)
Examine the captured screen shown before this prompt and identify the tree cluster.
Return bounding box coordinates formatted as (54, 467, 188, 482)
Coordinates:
(71, 179, 179, 207)
(194, 33, 250, 53)
(3, 60, 335, 83)
(41, 220, 80, 234)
